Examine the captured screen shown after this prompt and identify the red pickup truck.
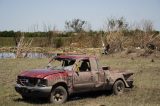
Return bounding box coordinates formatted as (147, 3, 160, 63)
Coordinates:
(15, 55, 134, 104)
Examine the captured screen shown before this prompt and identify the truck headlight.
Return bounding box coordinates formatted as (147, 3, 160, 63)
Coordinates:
(37, 79, 48, 87)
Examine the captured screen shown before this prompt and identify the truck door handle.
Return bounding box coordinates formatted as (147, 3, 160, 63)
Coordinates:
(91, 75, 94, 80)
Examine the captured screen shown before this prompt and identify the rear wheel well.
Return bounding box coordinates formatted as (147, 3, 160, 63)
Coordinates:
(113, 78, 126, 88)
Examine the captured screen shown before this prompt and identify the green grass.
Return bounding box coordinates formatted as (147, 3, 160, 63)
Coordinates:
(0, 37, 48, 47)
(0, 37, 15, 47)
(0, 37, 71, 47)
(0, 56, 160, 106)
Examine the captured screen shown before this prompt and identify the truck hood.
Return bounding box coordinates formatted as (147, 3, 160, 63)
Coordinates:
(19, 69, 64, 79)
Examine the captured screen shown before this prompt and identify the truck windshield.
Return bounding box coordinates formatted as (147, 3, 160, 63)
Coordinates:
(47, 58, 76, 71)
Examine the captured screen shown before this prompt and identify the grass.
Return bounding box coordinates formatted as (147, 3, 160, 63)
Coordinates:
(0, 56, 160, 106)
(0, 37, 15, 47)
(0, 37, 71, 47)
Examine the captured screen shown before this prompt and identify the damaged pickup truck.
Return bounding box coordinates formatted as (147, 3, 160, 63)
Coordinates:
(15, 55, 134, 104)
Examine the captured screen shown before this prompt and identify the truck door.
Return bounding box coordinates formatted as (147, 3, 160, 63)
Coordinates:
(73, 59, 94, 92)
(90, 57, 105, 88)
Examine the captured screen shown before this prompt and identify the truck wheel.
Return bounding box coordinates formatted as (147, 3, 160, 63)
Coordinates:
(22, 95, 29, 100)
(113, 80, 125, 95)
(50, 86, 68, 104)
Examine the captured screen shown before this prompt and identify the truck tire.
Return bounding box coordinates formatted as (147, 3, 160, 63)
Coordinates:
(50, 86, 68, 104)
(22, 95, 29, 100)
(113, 80, 125, 95)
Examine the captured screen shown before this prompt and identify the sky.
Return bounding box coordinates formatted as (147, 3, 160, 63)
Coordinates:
(0, 0, 160, 31)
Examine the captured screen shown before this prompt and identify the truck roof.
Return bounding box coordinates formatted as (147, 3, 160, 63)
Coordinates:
(55, 55, 96, 60)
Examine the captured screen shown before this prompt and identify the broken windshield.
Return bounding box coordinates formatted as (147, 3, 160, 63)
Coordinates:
(46, 58, 76, 71)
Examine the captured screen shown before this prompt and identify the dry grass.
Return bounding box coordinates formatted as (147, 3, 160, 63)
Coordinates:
(0, 56, 160, 106)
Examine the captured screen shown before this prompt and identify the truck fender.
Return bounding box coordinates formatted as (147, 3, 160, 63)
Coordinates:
(114, 78, 129, 88)
(51, 81, 68, 92)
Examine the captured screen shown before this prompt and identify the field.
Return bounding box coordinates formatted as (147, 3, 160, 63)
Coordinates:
(0, 37, 71, 47)
(0, 56, 160, 106)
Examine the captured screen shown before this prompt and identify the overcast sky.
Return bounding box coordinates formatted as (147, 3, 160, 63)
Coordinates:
(0, 0, 160, 31)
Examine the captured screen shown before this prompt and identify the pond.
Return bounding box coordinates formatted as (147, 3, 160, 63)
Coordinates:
(0, 52, 56, 59)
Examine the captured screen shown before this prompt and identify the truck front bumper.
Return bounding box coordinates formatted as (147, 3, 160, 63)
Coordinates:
(15, 84, 52, 98)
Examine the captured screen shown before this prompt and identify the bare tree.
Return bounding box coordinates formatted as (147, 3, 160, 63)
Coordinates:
(141, 20, 155, 48)
(105, 17, 128, 32)
(141, 19, 153, 32)
(131, 20, 159, 49)
(104, 17, 129, 52)
(65, 19, 87, 32)
(43, 24, 57, 46)
(16, 33, 33, 58)
(14, 31, 21, 46)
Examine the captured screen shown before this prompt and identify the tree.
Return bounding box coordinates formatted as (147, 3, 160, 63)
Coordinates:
(141, 19, 153, 32)
(106, 17, 128, 32)
(104, 17, 129, 52)
(65, 19, 87, 32)
(14, 31, 21, 46)
(43, 24, 57, 47)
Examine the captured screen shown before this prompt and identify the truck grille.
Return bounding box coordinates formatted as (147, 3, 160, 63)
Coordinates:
(17, 76, 38, 86)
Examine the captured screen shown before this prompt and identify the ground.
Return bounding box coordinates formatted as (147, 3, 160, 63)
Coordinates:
(0, 55, 160, 106)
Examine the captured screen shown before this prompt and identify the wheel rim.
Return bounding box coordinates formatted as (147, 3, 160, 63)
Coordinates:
(53, 89, 64, 102)
(117, 82, 124, 92)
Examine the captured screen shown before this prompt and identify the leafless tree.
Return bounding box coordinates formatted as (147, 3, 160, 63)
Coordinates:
(65, 19, 88, 32)
(16, 33, 33, 58)
(141, 19, 153, 32)
(104, 17, 129, 52)
(105, 17, 128, 32)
